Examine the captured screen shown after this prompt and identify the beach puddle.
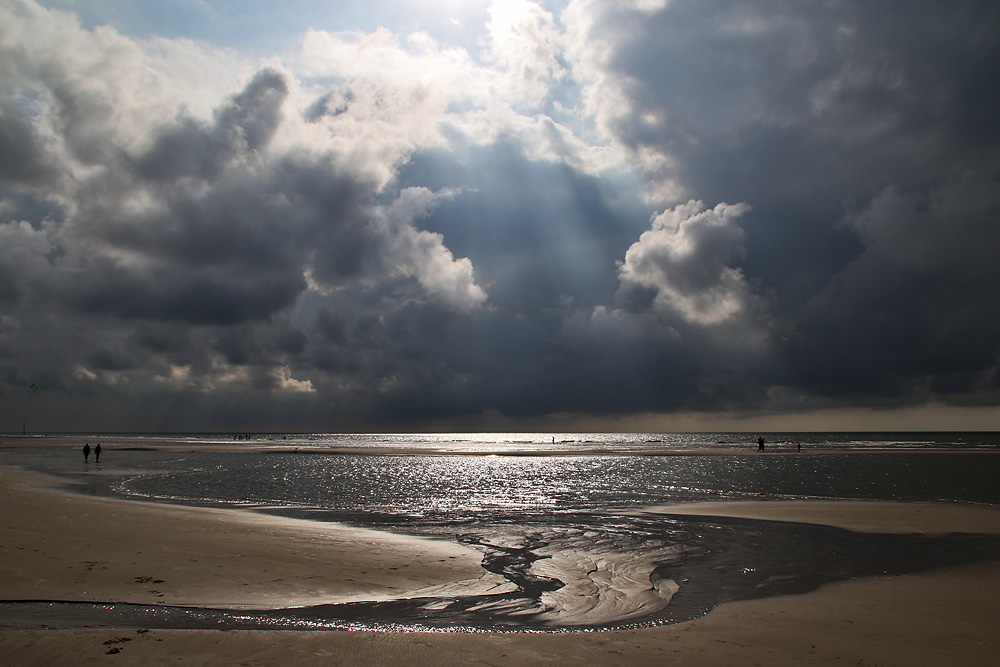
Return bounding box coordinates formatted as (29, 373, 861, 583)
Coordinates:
(3, 512, 1000, 631)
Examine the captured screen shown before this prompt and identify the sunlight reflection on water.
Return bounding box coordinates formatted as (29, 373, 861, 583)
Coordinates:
(100, 450, 1000, 514)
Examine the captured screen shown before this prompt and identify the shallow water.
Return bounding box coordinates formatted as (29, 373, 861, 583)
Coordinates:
(85, 449, 1000, 509)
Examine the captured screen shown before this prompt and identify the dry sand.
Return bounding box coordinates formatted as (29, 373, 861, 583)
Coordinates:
(1, 465, 999, 666)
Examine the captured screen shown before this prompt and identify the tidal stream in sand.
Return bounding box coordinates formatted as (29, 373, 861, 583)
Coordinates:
(3, 437, 1000, 631)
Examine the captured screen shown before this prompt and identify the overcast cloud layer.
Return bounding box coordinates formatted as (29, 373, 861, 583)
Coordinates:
(2, 0, 999, 431)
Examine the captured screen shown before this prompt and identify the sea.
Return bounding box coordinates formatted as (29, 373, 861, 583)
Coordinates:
(2, 431, 1000, 631)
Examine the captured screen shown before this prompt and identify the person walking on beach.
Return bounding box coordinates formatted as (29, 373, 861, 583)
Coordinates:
(757, 436, 765, 452)
(82, 443, 90, 462)
(95, 443, 102, 463)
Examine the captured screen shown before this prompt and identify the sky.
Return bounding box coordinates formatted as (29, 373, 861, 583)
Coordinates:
(2, 0, 999, 433)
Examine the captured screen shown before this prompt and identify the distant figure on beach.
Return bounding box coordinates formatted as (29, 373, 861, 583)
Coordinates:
(82, 443, 90, 462)
(797, 442, 801, 452)
(95, 443, 102, 463)
(757, 436, 765, 452)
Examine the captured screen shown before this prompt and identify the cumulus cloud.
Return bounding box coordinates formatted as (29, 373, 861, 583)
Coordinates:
(618, 200, 755, 326)
(0, 1, 491, 425)
(381, 187, 487, 311)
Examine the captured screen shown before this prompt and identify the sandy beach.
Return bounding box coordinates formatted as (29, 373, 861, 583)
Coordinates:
(1, 465, 999, 666)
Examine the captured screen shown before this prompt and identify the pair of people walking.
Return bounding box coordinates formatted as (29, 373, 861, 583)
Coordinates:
(82, 443, 101, 462)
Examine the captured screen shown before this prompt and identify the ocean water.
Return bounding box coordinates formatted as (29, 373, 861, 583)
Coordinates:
(2, 431, 1000, 631)
(6, 430, 1000, 509)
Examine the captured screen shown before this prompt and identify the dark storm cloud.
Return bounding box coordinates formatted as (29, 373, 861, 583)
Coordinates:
(136, 69, 288, 181)
(60, 69, 308, 325)
(579, 0, 1000, 307)
(49, 65, 470, 331)
(0, 101, 60, 185)
(0, 0, 488, 429)
(70, 262, 305, 325)
(784, 173, 1000, 401)
(570, 0, 1000, 411)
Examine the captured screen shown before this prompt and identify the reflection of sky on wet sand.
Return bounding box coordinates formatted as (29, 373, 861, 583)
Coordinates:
(3, 512, 998, 631)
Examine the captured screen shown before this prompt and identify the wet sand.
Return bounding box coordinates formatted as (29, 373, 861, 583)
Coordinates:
(1, 465, 999, 665)
(0, 467, 501, 609)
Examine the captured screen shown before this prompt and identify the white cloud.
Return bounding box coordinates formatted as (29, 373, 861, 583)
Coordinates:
(1, 1, 250, 169)
(381, 187, 488, 312)
(560, 0, 686, 202)
(272, 366, 315, 393)
(618, 200, 755, 325)
(486, 0, 567, 107)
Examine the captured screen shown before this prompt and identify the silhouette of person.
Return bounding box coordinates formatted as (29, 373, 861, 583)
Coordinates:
(83, 443, 91, 462)
(757, 436, 765, 452)
(95, 443, 102, 463)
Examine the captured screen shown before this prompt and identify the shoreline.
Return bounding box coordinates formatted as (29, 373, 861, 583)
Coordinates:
(2, 465, 1000, 665)
(4, 438, 998, 457)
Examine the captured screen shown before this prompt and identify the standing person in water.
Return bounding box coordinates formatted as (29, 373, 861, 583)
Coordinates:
(757, 436, 765, 452)
(95, 443, 102, 463)
(82, 443, 91, 462)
